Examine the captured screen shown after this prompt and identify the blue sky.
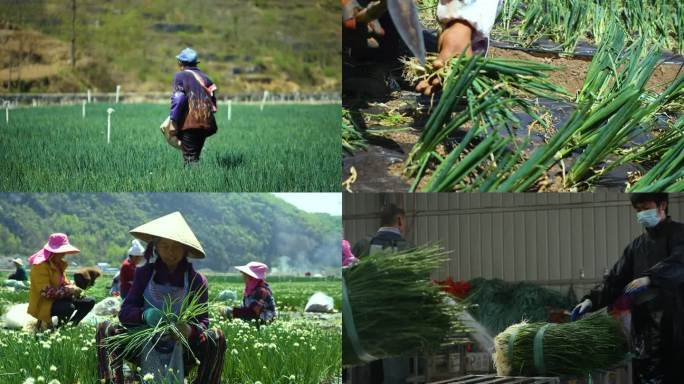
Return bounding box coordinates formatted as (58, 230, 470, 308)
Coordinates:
(272, 193, 341, 216)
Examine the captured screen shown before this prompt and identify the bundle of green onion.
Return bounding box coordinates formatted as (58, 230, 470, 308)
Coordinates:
(105, 286, 210, 364)
(494, 313, 629, 377)
(402, 52, 568, 182)
(342, 245, 468, 366)
(342, 110, 367, 154)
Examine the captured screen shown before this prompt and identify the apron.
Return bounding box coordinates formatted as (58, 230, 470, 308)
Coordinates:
(140, 269, 188, 384)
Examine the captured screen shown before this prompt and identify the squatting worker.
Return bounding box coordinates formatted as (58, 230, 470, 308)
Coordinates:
(342, 0, 501, 99)
(571, 193, 684, 384)
(222, 261, 277, 325)
(170, 47, 219, 164)
(97, 212, 226, 384)
(118, 239, 146, 299)
(349, 203, 413, 384)
(27, 233, 96, 329)
(8, 257, 27, 281)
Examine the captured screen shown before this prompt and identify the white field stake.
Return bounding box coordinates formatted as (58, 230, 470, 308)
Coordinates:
(32, 99, 37, 107)
(5, 106, 8, 125)
(107, 107, 115, 144)
(87, 89, 92, 103)
(115, 85, 121, 103)
(82, 100, 86, 118)
(260, 90, 269, 111)
(227, 99, 232, 121)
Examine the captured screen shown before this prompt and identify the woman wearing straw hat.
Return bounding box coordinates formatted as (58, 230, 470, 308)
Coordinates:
(222, 261, 277, 324)
(96, 212, 226, 384)
(27, 233, 96, 329)
(118, 239, 146, 299)
(8, 257, 27, 281)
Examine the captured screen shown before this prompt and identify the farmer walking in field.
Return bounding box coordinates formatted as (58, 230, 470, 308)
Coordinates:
(27, 233, 96, 329)
(221, 261, 277, 324)
(348, 203, 413, 384)
(96, 212, 226, 384)
(169, 47, 219, 164)
(571, 193, 684, 383)
(343, 0, 501, 101)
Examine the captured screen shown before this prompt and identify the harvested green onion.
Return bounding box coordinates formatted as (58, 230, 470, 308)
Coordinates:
(494, 312, 629, 377)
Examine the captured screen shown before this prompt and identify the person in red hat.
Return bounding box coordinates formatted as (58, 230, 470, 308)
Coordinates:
(27, 233, 95, 329)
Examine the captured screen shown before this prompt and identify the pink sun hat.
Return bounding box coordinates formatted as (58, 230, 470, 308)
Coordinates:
(235, 261, 268, 280)
(342, 240, 359, 268)
(28, 233, 80, 265)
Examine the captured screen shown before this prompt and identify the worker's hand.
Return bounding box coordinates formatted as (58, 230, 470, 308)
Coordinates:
(178, 323, 193, 340)
(625, 277, 650, 296)
(343, 0, 387, 48)
(570, 299, 592, 321)
(143, 308, 164, 327)
(416, 20, 474, 96)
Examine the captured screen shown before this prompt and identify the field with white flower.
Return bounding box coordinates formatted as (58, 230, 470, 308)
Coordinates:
(0, 274, 341, 384)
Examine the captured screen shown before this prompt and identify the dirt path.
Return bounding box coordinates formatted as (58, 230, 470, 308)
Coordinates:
(488, 46, 684, 95)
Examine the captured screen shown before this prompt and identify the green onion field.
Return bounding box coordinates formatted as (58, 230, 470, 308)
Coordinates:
(0, 103, 340, 192)
(0, 274, 341, 384)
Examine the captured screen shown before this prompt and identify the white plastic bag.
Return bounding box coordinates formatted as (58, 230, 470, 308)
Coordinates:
(216, 290, 237, 302)
(1, 303, 33, 329)
(304, 292, 335, 313)
(93, 296, 122, 316)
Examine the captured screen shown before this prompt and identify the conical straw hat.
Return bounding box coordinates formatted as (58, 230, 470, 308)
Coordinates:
(129, 211, 205, 259)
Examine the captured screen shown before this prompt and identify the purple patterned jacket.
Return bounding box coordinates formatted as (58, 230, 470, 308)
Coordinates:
(170, 67, 217, 131)
(119, 257, 209, 336)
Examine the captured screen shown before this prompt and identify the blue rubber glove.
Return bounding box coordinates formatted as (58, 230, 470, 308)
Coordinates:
(143, 308, 164, 327)
(570, 299, 592, 321)
(625, 276, 650, 296)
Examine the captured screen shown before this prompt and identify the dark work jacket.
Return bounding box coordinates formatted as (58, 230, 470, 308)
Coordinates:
(587, 217, 684, 380)
(352, 228, 412, 258)
(8, 266, 27, 281)
(170, 67, 217, 132)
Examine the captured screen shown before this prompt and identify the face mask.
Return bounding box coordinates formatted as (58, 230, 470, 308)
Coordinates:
(637, 209, 661, 228)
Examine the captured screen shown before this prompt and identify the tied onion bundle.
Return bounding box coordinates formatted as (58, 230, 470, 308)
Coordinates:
(342, 245, 468, 366)
(494, 313, 629, 377)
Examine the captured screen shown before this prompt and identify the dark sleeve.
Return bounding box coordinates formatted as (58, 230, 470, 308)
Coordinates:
(172, 72, 185, 93)
(352, 238, 370, 259)
(118, 265, 152, 326)
(233, 287, 271, 320)
(587, 244, 635, 308)
(203, 74, 217, 112)
(170, 92, 187, 122)
(8, 271, 18, 280)
(119, 264, 134, 292)
(645, 225, 684, 289)
(15, 268, 28, 280)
